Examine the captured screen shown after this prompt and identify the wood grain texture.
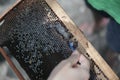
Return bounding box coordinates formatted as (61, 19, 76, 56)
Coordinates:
(0, 0, 21, 20)
(45, 0, 119, 80)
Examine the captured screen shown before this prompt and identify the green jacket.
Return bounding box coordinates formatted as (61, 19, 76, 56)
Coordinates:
(88, 0, 120, 24)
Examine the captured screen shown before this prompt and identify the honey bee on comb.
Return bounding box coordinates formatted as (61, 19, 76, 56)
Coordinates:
(0, 0, 73, 80)
(0, 0, 119, 80)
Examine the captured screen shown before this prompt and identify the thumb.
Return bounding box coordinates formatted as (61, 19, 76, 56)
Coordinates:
(67, 50, 81, 66)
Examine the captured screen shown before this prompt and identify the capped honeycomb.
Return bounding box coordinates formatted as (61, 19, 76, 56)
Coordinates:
(0, 0, 72, 80)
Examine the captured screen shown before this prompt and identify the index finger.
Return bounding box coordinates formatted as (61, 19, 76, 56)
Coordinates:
(67, 50, 81, 67)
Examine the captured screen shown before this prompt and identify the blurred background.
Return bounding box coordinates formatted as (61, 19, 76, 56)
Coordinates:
(0, 0, 120, 79)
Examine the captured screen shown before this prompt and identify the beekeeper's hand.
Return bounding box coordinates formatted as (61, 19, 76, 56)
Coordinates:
(48, 50, 90, 80)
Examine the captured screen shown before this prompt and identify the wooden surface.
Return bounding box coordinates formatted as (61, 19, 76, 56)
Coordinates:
(0, 47, 24, 80)
(45, 0, 119, 80)
(0, 0, 21, 20)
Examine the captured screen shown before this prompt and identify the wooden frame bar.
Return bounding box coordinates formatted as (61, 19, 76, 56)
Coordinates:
(0, 0, 119, 79)
(0, 47, 24, 80)
(45, 0, 119, 80)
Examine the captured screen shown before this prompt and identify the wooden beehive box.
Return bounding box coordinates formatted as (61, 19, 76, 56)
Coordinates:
(0, 0, 119, 80)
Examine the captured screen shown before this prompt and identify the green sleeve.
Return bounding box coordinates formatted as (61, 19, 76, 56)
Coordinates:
(88, 0, 120, 24)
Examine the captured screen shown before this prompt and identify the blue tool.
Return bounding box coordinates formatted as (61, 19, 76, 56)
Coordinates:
(69, 42, 76, 51)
